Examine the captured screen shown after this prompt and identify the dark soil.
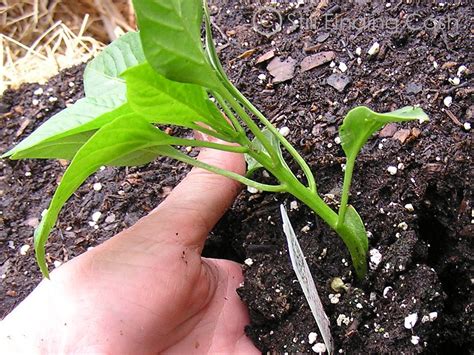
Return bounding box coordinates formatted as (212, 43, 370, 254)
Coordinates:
(1, 0, 472, 354)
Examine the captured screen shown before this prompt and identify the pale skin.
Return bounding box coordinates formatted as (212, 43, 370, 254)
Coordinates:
(0, 147, 259, 354)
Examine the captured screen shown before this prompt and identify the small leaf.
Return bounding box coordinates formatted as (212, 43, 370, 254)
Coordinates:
(339, 106, 428, 160)
(245, 128, 283, 175)
(123, 63, 231, 134)
(34, 113, 177, 277)
(335, 206, 368, 279)
(133, 0, 221, 89)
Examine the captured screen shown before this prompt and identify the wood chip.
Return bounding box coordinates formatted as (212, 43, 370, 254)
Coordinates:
(256, 50, 275, 64)
(267, 57, 297, 84)
(441, 61, 458, 69)
(126, 173, 142, 185)
(445, 109, 463, 126)
(13, 106, 24, 114)
(379, 123, 398, 138)
(393, 129, 411, 144)
(300, 51, 335, 72)
(411, 127, 422, 138)
(310, 0, 330, 19)
(238, 49, 256, 60)
(6, 290, 17, 297)
(303, 43, 323, 53)
(25, 217, 39, 228)
(326, 73, 351, 92)
(316, 33, 330, 43)
(15, 118, 31, 137)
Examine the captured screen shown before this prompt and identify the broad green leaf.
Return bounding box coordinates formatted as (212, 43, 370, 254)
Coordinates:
(123, 63, 232, 134)
(34, 113, 177, 277)
(11, 131, 95, 160)
(335, 206, 368, 278)
(83, 31, 145, 98)
(4, 101, 129, 159)
(245, 128, 284, 175)
(339, 106, 428, 160)
(108, 148, 169, 166)
(3, 32, 145, 159)
(132, 0, 221, 90)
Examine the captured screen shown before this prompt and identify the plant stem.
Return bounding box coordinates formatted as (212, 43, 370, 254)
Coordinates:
(203, 1, 229, 83)
(224, 84, 317, 193)
(203, 4, 282, 168)
(278, 169, 338, 229)
(337, 156, 355, 229)
(166, 149, 287, 192)
(212, 91, 246, 135)
(219, 89, 281, 165)
(170, 138, 249, 154)
(189, 124, 236, 143)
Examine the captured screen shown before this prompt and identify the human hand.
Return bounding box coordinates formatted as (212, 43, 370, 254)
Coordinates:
(0, 147, 259, 354)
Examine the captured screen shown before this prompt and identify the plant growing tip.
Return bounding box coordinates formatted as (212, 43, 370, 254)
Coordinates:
(3, 0, 429, 280)
(337, 106, 429, 230)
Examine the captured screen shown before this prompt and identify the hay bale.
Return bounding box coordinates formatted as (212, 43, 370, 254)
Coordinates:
(0, 0, 135, 93)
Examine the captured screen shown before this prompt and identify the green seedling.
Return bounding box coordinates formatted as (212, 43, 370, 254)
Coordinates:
(2, 0, 428, 278)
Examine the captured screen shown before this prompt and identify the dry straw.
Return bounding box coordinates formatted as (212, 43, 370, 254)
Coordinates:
(0, 0, 134, 94)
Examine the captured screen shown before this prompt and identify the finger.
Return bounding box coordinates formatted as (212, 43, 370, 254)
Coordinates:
(135, 147, 246, 250)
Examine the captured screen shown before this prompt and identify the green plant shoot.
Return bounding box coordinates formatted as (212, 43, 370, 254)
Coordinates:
(2, 0, 428, 278)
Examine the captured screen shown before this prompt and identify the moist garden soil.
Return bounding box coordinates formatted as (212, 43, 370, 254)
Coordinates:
(1, 1, 472, 353)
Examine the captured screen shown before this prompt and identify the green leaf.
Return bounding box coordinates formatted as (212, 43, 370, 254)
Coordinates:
(34, 113, 177, 277)
(11, 131, 95, 160)
(335, 206, 368, 279)
(3, 32, 145, 159)
(4, 101, 129, 159)
(132, 0, 221, 90)
(123, 63, 232, 135)
(245, 128, 283, 175)
(83, 31, 145, 98)
(339, 106, 428, 160)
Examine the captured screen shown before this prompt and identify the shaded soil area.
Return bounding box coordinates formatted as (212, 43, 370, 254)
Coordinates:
(1, 0, 472, 353)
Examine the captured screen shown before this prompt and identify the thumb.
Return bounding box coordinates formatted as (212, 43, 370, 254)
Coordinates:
(139, 147, 246, 250)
